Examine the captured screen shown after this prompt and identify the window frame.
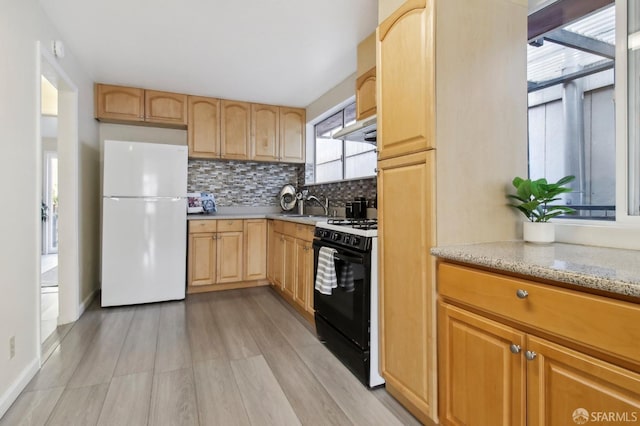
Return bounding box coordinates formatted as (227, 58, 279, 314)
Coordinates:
(528, 0, 640, 249)
(308, 99, 377, 185)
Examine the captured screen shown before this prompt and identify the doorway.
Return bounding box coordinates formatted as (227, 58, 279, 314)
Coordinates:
(37, 43, 80, 362)
(40, 75, 59, 346)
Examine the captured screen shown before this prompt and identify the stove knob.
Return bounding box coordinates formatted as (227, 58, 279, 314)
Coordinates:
(331, 232, 340, 241)
(343, 234, 351, 244)
(352, 236, 361, 246)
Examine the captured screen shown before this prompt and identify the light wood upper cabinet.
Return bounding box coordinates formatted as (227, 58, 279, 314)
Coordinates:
(95, 84, 187, 128)
(356, 32, 376, 120)
(251, 104, 280, 161)
(221, 100, 251, 160)
(188, 96, 220, 158)
(145, 90, 188, 126)
(279, 107, 306, 163)
(378, 0, 434, 159)
(377, 150, 435, 423)
(356, 68, 377, 121)
(95, 84, 144, 122)
(244, 219, 267, 281)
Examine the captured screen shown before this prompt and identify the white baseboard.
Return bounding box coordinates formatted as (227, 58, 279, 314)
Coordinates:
(0, 358, 39, 419)
(78, 289, 97, 317)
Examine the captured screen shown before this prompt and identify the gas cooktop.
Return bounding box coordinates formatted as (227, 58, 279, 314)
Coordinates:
(315, 218, 378, 238)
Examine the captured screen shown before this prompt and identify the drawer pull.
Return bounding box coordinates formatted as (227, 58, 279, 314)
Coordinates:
(516, 289, 529, 299)
(509, 344, 521, 354)
(525, 350, 537, 361)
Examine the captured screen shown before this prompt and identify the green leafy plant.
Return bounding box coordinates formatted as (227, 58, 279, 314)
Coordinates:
(507, 175, 576, 222)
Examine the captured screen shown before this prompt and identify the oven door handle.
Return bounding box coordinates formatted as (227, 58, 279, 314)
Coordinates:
(333, 253, 365, 264)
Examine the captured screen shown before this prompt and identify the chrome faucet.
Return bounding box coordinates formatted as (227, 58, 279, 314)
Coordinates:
(305, 195, 329, 216)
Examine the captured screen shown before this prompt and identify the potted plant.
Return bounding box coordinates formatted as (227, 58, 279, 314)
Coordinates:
(507, 175, 576, 243)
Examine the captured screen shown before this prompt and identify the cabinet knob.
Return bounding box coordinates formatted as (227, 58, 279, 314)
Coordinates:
(525, 350, 537, 361)
(516, 289, 529, 299)
(509, 344, 521, 354)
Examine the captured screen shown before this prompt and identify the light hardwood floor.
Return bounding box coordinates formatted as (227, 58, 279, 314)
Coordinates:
(2, 287, 420, 426)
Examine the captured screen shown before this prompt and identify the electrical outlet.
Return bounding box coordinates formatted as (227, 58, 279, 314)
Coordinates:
(9, 336, 15, 359)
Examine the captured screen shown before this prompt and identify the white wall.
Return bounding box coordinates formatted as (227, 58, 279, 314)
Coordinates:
(0, 0, 99, 416)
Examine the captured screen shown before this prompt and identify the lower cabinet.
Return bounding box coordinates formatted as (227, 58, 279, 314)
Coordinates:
(187, 219, 267, 293)
(267, 219, 315, 322)
(438, 262, 640, 426)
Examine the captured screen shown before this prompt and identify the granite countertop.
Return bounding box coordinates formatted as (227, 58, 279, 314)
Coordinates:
(431, 241, 640, 299)
(187, 212, 329, 226)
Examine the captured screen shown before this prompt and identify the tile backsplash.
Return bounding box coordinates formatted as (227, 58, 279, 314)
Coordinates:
(188, 160, 300, 207)
(188, 159, 377, 209)
(300, 179, 377, 208)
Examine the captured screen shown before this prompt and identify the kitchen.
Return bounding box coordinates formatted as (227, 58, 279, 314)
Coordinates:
(2, 0, 640, 425)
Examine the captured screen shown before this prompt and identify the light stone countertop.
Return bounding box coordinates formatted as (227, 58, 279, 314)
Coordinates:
(187, 212, 329, 226)
(431, 241, 640, 299)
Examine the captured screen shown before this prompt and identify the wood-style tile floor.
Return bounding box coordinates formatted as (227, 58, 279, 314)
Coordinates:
(1, 287, 420, 426)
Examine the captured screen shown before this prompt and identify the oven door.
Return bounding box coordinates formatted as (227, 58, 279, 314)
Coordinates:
(313, 239, 371, 350)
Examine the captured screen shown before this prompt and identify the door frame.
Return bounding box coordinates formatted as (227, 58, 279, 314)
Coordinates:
(36, 42, 80, 364)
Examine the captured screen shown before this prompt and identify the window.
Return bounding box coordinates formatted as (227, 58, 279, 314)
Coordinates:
(527, 3, 616, 220)
(312, 102, 376, 184)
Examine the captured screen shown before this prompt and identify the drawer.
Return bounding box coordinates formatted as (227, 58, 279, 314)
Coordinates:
(271, 220, 284, 233)
(283, 221, 297, 237)
(438, 262, 640, 365)
(217, 219, 243, 232)
(189, 220, 217, 233)
(295, 224, 315, 241)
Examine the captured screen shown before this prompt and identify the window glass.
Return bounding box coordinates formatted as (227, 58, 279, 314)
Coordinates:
(628, 0, 640, 215)
(313, 102, 376, 183)
(527, 4, 616, 220)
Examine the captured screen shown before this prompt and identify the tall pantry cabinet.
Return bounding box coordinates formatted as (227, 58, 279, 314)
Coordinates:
(376, 0, 528, 423)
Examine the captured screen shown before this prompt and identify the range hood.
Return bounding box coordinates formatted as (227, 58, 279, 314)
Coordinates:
(332, 115, 377, 144)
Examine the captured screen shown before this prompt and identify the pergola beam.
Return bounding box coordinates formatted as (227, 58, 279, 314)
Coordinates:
(528, 60, 614, 92)
(544, 29, 615, 59)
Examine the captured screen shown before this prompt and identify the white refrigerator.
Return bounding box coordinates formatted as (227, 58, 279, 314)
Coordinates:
(101, 140, 188, 307)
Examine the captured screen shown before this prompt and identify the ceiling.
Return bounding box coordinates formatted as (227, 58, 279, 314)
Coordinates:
(38, 0, 378, 108)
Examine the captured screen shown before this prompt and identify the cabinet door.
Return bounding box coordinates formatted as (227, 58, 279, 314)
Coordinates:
(188, 96, 220, 158)
(378, 0, 434, 159)
(302, 241, 314, 316)
(377, 150, 435, 420)
(244, 219, 267, 281)
(279, 107, 305, 163)
(282, 235, 297, 298)
(95, 84, 144, 122)
(356, 67, 376, 120)
(216, 231, 244, 283)
(439, 302, 526, 426)
(270, 232, 285, 288)
(251, 104, 279, 161)
(527, 335, 640, 426)
(221, 100, 251, 160)
(188, 233, 216, 287)
(293, 238, 307, 309)
(145, 90, 188, 126)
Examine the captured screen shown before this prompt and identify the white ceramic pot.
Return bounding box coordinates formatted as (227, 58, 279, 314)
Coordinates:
(523, 221, 555, 244)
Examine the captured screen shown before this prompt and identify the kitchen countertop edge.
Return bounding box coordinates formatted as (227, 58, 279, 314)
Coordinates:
(431, 241, 640, 299)
(187, 213, 328, 226)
